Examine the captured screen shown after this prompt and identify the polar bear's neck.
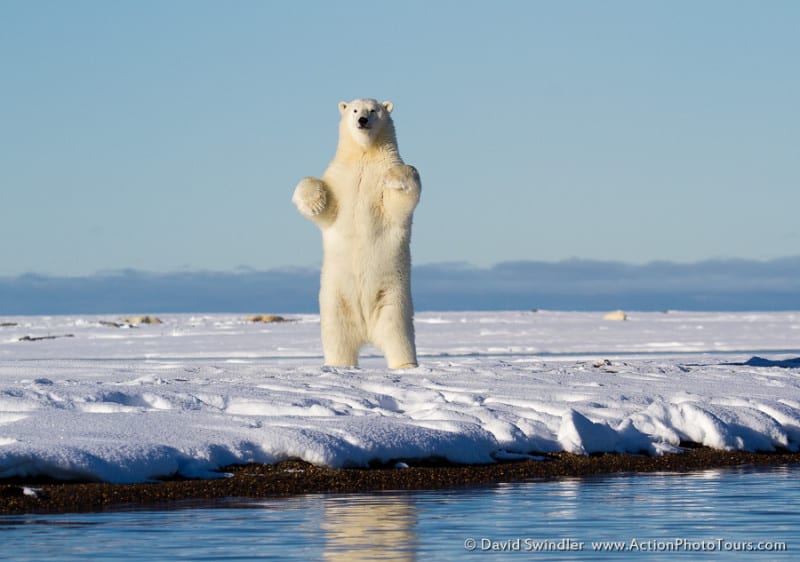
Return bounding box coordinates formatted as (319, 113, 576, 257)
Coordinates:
(334, 121, 401, 163)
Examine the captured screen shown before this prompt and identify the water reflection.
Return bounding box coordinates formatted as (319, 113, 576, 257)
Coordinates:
(1, 466, 798, 561)
(322, 494, 417, 561)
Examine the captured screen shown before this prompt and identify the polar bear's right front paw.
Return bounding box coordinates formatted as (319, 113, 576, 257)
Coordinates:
(292, 177, 328, 217)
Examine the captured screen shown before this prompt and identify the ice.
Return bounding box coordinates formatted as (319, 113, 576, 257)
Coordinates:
(0, 310, 798, 483)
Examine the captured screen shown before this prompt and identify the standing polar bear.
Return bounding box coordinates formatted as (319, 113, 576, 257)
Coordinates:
(292, 98, 421, 369)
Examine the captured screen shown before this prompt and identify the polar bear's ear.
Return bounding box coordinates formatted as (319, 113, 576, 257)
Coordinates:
(382, 101, 394, 113)
(338, 101, 348, 114)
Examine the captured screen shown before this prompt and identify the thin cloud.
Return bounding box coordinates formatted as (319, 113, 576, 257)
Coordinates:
(1, 258, 799, 315)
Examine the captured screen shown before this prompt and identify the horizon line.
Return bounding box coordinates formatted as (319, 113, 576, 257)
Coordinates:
(4, 254, 800, 280)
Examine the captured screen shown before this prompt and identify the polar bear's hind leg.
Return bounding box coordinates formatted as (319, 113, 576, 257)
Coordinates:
(372, 304, 417, 369)
(320, 293, 363, 367)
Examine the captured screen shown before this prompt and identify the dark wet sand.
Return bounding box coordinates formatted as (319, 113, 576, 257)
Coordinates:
(2, 448, 799, 515)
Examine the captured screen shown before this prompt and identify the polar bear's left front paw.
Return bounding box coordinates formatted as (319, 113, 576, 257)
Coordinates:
(382, 165, 420, 193)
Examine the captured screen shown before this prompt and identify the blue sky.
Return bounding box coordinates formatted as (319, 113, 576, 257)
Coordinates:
(2, 0, 798, 277)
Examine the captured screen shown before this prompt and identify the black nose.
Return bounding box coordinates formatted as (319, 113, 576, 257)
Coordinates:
(358, 116, 368, 126)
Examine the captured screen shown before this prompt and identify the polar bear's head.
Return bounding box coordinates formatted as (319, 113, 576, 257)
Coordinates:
(338, 98, 395, 149)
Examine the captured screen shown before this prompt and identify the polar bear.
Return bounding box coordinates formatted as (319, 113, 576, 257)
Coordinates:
(292, 98, 420, 369)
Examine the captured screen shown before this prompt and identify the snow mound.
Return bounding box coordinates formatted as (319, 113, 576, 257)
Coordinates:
(0, 311, 799, 482)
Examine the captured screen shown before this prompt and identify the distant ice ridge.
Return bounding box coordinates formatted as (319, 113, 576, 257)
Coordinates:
(0, 310, 798, 483)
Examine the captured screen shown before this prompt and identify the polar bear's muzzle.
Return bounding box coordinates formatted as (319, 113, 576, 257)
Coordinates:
(357, 116, 371, 129)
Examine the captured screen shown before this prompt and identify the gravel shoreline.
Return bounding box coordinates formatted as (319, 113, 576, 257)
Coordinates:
(2, 448, 799, 515)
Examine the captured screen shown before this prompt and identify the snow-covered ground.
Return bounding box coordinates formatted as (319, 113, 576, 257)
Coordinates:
(0, 310, 799, 483)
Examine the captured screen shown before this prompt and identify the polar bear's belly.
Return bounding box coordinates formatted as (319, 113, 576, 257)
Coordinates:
(322, 208, 405, 282)
(321, 182, 408, 316)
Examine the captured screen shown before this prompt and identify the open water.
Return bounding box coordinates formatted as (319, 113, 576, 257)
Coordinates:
(0, 465, 797, 561)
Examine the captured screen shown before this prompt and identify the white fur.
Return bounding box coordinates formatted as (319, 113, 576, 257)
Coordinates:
(292, 99, 420, 369)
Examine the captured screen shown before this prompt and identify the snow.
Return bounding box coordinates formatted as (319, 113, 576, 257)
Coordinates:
(0, 310, 799, 483)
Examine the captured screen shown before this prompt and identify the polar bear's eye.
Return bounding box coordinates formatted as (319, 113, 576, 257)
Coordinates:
(370, 109, 376, 113)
